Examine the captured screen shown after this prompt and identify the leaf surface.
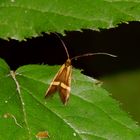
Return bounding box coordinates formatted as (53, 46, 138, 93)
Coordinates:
(0, 58, 140, 139)
(0, 0, 140, 40)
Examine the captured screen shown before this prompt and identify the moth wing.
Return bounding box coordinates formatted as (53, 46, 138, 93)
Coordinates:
(59, 83, 71, 105)
(45, 64, 65, 98)
(45, 60, 72, 105)
(58, 65, 72, 104)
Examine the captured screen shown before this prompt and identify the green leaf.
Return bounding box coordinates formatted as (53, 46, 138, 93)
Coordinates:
(0, 0, 140, 40)
(0, 58, 140, 139)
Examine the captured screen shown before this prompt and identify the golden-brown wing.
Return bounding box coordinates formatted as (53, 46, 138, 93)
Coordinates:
(45, 59, 72, 105)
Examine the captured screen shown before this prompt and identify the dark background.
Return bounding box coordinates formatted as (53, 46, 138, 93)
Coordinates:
(0, 21, 140, 78)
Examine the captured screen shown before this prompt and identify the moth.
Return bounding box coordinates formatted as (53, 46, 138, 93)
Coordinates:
(45, 34, 116, 105)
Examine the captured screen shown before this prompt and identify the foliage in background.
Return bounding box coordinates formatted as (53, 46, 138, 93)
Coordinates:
(102, 70, 140, 125)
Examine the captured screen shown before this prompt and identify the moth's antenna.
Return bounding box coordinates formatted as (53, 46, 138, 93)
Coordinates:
(53, 33, 117, 60)
(53, 33, 70, 59)
(71, 52, 117, 61)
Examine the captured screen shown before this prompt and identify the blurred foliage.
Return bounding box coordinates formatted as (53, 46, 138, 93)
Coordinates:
(101, 69, 140, 124)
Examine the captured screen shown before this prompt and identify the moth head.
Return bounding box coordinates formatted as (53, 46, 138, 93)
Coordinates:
(65, 59, 71, 67)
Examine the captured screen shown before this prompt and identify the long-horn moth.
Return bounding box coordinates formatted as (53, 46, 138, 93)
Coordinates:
(45, 34, 116, 105)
